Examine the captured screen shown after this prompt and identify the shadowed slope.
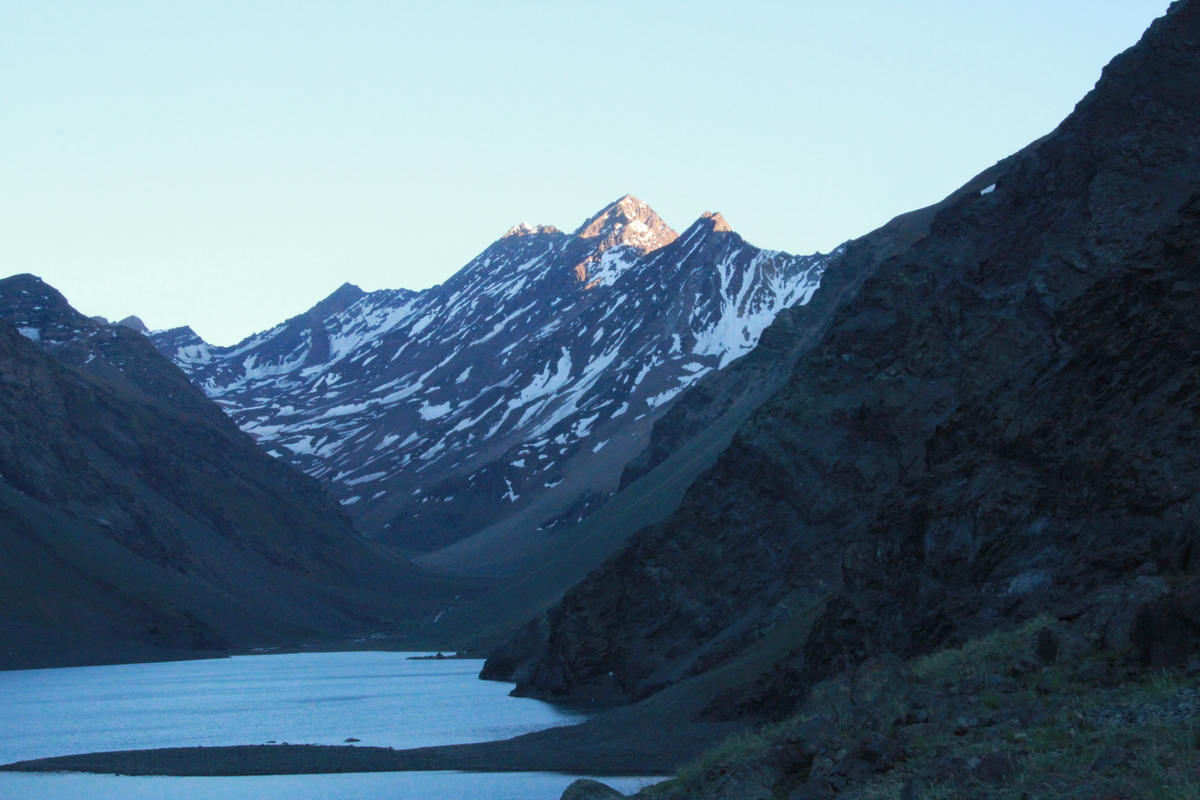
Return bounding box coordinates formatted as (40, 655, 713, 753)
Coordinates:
(500, 0, 1200, 713)
(0, 280, 476, 670)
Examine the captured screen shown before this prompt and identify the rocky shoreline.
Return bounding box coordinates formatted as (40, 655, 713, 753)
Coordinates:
(0, 740, 658, 778)
(0, 688, 735, 778)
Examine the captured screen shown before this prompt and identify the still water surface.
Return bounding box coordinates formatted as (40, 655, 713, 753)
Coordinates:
(0, 651, 659, 799)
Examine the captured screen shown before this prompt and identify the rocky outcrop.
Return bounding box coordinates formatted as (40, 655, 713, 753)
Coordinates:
(560, 779, 627, 800)
(571, 193, 679, 259)
(502, 0, 1200, 711)
(1130, 580, 1200, 667)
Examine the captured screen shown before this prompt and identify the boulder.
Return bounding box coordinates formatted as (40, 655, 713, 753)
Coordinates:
(560, 778, 624, 800)
(1130, 581, 1200, 667)
(1035, 625, 1093, 664)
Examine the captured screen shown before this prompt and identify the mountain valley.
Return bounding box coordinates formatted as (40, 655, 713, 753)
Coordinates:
(4, 4, 1200, 798)
(150, 196, 830, 576)
(0, 274, 475, 670)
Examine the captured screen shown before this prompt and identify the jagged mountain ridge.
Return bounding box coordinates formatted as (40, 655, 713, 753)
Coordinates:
(495, 1, 1200, 712)
(152, 195, 831, 569)
(0, 274, 470, 670)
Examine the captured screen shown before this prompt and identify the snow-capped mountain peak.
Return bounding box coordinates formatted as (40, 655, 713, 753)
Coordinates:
(573, 194, 678, 254)
(151, 196, 835, 573)
(566, 195, 680, 290)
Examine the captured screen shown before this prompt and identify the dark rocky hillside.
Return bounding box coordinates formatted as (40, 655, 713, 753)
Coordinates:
(469, 193, 972, 672)
(0, 277, 471, 670)
(495, 0, 1200, 719)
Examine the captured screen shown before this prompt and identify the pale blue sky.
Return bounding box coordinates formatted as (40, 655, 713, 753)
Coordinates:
(1, 1, 1172, 345)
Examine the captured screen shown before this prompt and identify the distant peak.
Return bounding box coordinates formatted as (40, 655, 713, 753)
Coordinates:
(305, 282, 366, 321)
(0, 273, 75, 315)
(117, 315, 149, 333)
(0, 274, 102, 345)
(154, 325, 208, 348)
(701, 211, 733, 233)
(683, 210, 737, 236)
(2, 273, 44, 284)
(673, 210, 741, 245)
(330, 281, 365, 299)
(0, 273, 65, 301)
(503, 223, 562, 238)
(573, 194, 679, 255)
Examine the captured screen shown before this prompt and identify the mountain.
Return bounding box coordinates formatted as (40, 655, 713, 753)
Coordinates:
(151, 195, 830, 575)
(492, 0, 1200, 717)
(438, 195, 952, 658)
(0, 274, 471, 670)
(116, 315, 149, 333)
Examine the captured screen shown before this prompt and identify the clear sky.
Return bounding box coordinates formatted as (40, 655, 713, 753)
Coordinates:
(1, 1, 1173, 345)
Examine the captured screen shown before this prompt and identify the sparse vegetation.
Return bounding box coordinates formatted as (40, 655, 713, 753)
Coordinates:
(632, 619, 1200, 800)
(650, 731, 771, 796)
(909, 615, 1053, 683)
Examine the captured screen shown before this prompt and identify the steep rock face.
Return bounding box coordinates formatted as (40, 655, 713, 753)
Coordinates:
(571, 194, 678, 258)
(617, 200, 954, 493)
(480, 194, 993, 698)
(503, 1, 1200, 708)
(151, 196, 829, 573)
(0, 279, 466, 670)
